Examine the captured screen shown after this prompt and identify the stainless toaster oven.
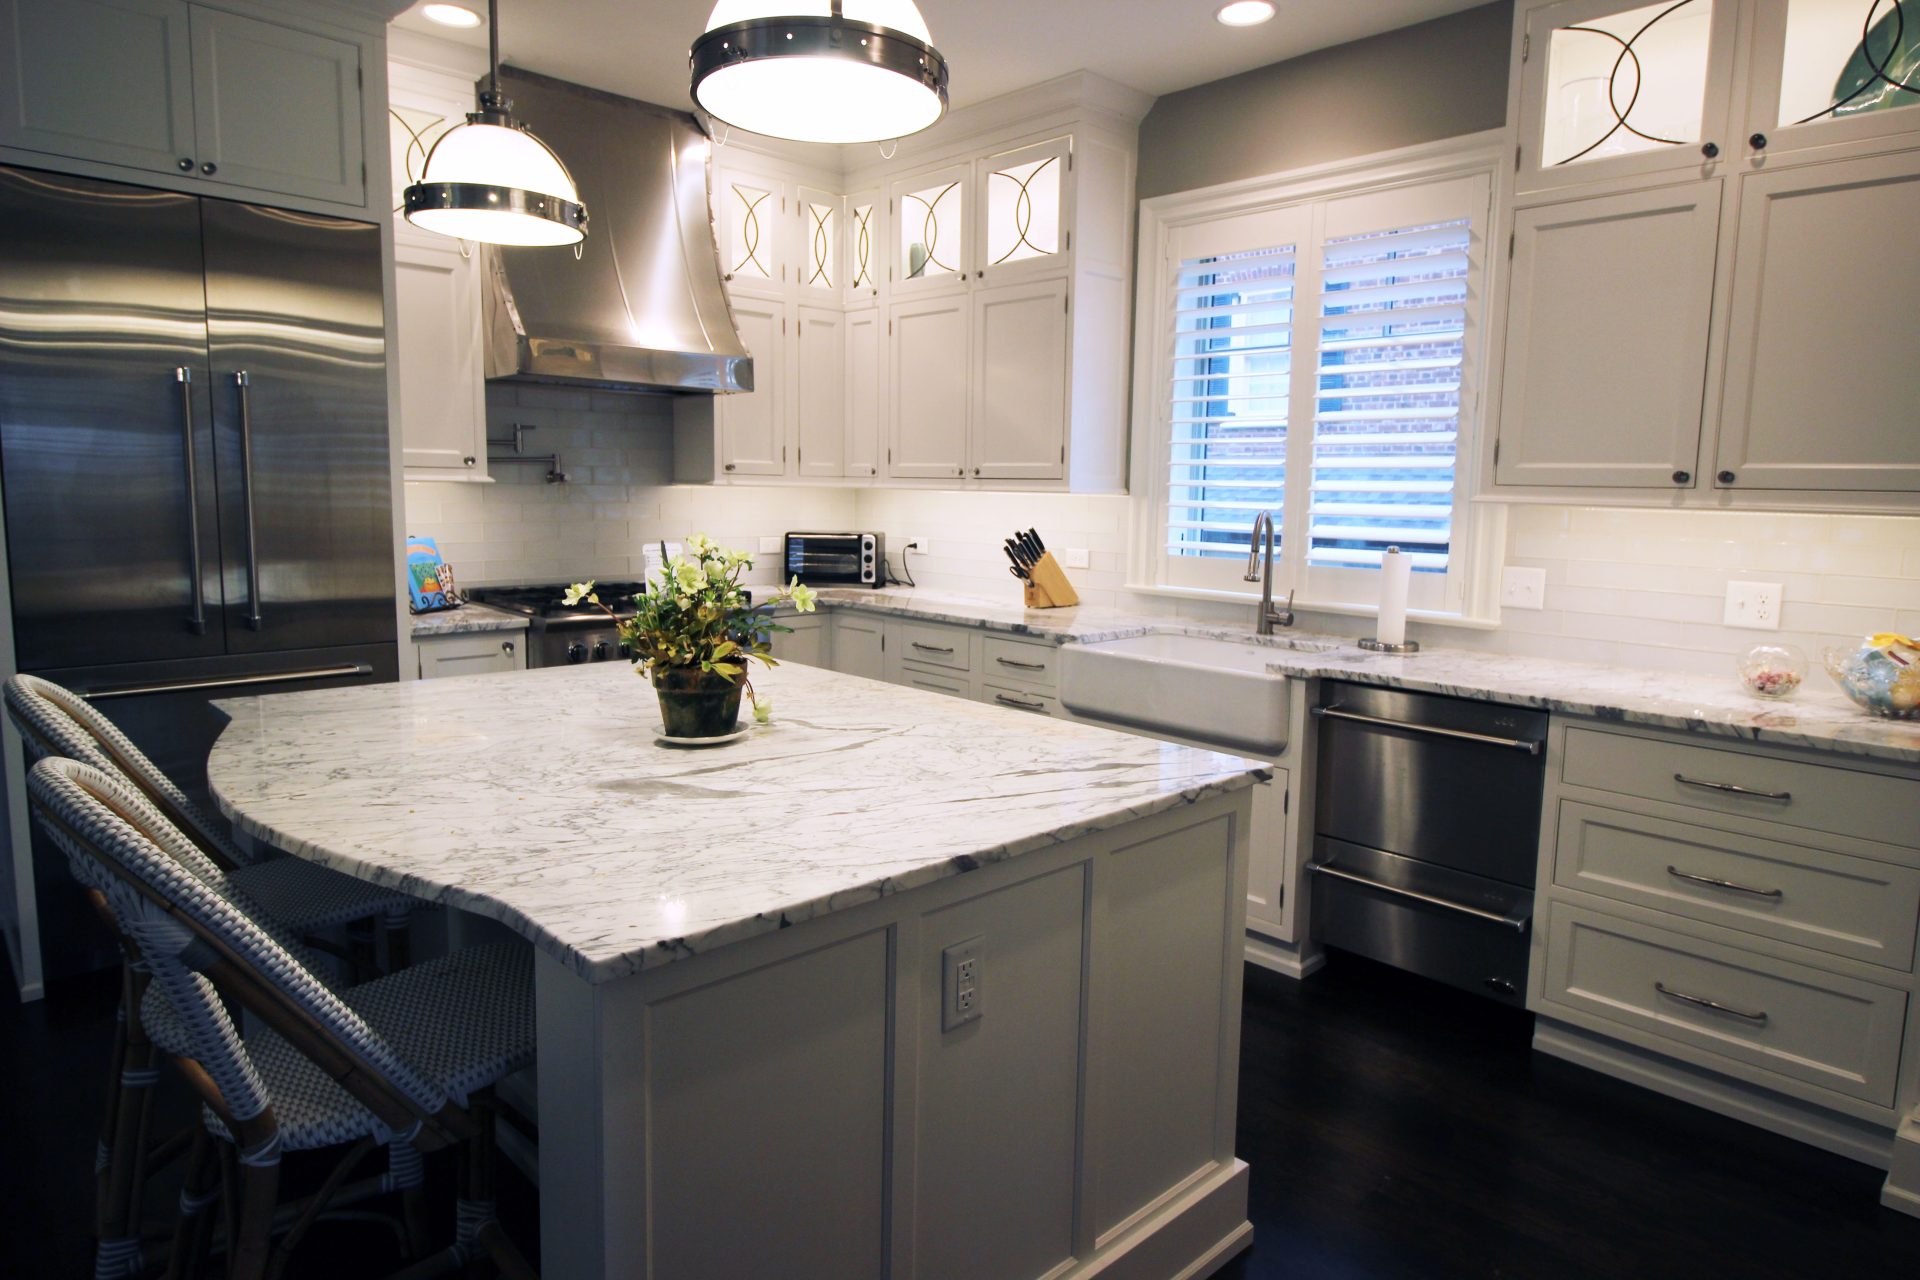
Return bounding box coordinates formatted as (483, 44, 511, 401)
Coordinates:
(783, 532, 885, 587)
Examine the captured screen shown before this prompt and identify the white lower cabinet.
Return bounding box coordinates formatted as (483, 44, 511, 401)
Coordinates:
(830, 614, 886, 682)
(979, 683, 1055, 717)
(772, 614, 829, 668)
(416, 630, 526, 680)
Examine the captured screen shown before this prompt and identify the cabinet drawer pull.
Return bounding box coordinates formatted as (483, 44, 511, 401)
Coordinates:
(994, 656, 1046, 671)
(1666, 865, 1782, 899)
(910, 642, 954, 655)
(1673, 773, 1791, 801)
(1655, 981, 1768, 1024)
(994, 693, 1047, 711)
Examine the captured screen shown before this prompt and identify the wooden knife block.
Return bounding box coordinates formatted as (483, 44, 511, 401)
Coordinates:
(1022, 552, 1080, 609)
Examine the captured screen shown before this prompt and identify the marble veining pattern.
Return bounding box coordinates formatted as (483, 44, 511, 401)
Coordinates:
(408, 603, 530, 638)
(802, 589, 1920, 766)
(208, 662, 1266, 983)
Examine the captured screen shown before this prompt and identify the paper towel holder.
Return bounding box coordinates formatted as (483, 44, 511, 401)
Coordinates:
(1360, 543, 1421, 654)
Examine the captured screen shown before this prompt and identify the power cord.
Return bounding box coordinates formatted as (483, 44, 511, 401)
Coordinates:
(889, 541, 918, 588)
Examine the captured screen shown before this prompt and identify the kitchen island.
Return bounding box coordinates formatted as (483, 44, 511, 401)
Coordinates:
(207, 661, 1267, 1280)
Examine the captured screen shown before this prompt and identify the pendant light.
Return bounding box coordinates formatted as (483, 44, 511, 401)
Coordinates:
(690, 1, 950, 145)
(403, 0, 587, 247)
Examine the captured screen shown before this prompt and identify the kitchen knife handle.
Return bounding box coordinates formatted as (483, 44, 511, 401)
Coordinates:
(176, 368, 206, 636)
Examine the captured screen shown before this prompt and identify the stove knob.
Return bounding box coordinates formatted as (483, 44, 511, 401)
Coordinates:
(566, 641, 587, 664)
(592, 640, 611, 661)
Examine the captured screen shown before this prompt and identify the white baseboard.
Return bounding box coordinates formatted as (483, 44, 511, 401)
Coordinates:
(1534, 1019, 1894, 1169)
(1882, 1180, 1920, 1217)
(1069, 1159, 1251, 1280)
(1884, 1116, 1920, 1219)
(1244, 931, 1323, 980)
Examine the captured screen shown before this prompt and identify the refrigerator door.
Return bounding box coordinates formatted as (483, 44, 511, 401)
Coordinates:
(0, 165, 226, 670)
(202, 200, 396, 654)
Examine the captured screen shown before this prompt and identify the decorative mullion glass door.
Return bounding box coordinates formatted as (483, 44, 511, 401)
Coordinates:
(843, 188, 882, 305)
(1516, 0, 1740, 194)
(718, 166, 787, 298)
(889, 164, 970, 294)
(976, 135, 1073, 287)
(1743, 0, 1920, 160)
(796, 186, 842, 298)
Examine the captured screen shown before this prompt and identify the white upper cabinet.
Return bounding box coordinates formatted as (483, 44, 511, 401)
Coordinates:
(1712, 149, 1920, 491)
(977, 136, 1072, 286)
(721, 298, 787, 477)
(394, 238, 486, 479)
(718, 164, 788, 297)
(1517, 0, 1739, 194)
(844, 307, 883, 480)
(1497, 183, 1721, 488)
(845, 189, 883, 305)
(0, 0, 375, 212)
(796, 185, 841, 297)
(889, 294, 970, 480)
(794, 304, 846, 479)
(891, 162, 970, 293)
(1744, 0, 1920, 161)
(188, 6, 364, 206)
(970, 278, 1069, 481)
(0, 0, 197, 176)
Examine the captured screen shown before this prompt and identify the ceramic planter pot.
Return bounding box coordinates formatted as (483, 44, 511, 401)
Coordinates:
(652, 665, 743, 738)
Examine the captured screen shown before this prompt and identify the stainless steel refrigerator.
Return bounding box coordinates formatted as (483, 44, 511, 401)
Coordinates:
(0, 164, 398, 983)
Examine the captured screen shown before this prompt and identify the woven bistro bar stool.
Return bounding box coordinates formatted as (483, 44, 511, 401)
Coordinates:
(5, 675, 425, 1276)
(28, 756, 538, 1280)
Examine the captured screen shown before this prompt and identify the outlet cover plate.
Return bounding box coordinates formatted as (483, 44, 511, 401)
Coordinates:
(758, 536, 781, 554)
(1500, 565, 1547, 610)
(1061, 547, 1091, 570)
(941, 935, 984, 1031)
(906, 534, 928, 554)
(1725, 580, 1783, 630)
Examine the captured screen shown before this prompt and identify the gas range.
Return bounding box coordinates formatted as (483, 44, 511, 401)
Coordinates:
(466, 581, 648, 668)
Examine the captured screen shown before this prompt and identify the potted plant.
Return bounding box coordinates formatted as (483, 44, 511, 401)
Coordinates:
(565, 535, 818, 739)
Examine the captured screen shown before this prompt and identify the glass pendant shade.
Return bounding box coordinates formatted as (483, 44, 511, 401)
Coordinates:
(405, 119, 586, 246)
(691, 0, 949, 145)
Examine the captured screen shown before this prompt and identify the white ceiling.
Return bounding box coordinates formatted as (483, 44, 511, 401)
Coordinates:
(392, 0, 1489, 114)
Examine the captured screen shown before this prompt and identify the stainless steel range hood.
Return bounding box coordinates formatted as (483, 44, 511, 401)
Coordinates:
(480, 68, 751, 394)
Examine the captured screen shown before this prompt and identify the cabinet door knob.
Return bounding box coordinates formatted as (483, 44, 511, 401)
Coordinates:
(1701, 141, 1720, 159)
(1718, 469, 1737, 484)
(200, 162, 217, 175)
(502, 640, 515, 654)
(972, 467, 980, 476)
(462, 455, 475, 467)
(1672, 470, 1691, 485)
(178, 157, 194, 171)
(1749, 133, 1768, 151)
(724, 463, 736, 471)
(955, 467, 965, 477)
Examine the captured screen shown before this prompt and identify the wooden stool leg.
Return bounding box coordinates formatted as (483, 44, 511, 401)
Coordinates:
(97, 970, 159, 1278)
(95, 970, 131, 1237)
(229, 1150, 281, 1280)
(167, 1128, 218, 1280)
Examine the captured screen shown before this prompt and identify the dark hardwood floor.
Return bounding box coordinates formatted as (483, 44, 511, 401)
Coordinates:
(5, 950, 1918, 1277)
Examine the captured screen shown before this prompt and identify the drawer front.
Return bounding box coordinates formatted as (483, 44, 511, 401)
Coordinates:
(1562, 725, 1919, 849)
(1543, 905, 1908, 1107)
(981, 682, 1056, 717)
(417, 631, 525, 679)
(982, 636, 1056, 688)
(1555, 802, 1920, 970)
(901, 665, 968, 699)
(899, 623, 971, 673)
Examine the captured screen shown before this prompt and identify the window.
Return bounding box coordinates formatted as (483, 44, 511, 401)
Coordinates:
(1138, 149, 1497, 616)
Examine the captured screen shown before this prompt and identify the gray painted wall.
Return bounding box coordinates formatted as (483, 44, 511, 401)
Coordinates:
(1136, 1, 1512, 199)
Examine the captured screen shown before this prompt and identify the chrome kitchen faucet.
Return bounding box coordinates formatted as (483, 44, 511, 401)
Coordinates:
(1243, 511, 1295, 635)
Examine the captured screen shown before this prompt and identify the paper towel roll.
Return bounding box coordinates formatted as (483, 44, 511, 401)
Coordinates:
(1377, 546, 1411, 646)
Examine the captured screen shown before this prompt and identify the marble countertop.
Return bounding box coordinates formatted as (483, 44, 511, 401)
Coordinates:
(207, 662, 1266, 984)
(799, 589, 1920, 767)
(409, 602, 530, 638)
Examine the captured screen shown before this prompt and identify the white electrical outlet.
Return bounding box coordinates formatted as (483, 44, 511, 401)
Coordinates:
(1499, 565, 1547, 610)
(905, 534, 928, 554)
(1724, 580, 1783, 630)
(941, 935, 984, 1031)
(1061, 547, 1091, 570)
(758, 536, 781, 554)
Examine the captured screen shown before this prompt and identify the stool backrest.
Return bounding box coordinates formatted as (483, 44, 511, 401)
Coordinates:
(25, 757, 452, 1146)
(5, 674, 249, 869)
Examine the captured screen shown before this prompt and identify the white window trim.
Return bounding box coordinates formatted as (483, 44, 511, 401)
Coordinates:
(1127, 130, 1510, 624)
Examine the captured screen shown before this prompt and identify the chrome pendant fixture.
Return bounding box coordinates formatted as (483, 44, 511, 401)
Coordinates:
(690, 0, 950, 145)
(403, 0, 587, 247)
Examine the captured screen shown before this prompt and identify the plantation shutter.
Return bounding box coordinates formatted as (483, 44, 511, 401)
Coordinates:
(1307, 176, 1489, 574)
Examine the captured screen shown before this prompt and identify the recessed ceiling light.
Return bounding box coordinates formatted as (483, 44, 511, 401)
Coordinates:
(1216, 1, 1276, 26)
(420, 2, 484, 28)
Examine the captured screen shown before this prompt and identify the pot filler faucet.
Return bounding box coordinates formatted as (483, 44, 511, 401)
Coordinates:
(1243, 510, 1295, 635)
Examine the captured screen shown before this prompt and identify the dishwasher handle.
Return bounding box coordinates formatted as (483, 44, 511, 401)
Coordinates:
(1312, 703, 1544, 755)
(1305, 860, 1530, 932)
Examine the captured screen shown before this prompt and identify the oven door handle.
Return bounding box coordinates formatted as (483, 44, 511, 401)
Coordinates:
(1306, 860, 1530, 932)
(1312, 704, 1543, 755)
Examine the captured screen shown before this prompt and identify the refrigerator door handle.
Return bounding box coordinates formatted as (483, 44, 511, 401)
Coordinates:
(234, 370, 262, 631)
(176, 367, 206, 636)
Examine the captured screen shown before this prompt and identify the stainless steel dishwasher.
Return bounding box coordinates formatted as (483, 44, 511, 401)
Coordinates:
(1307, 682, 1548, 1006)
